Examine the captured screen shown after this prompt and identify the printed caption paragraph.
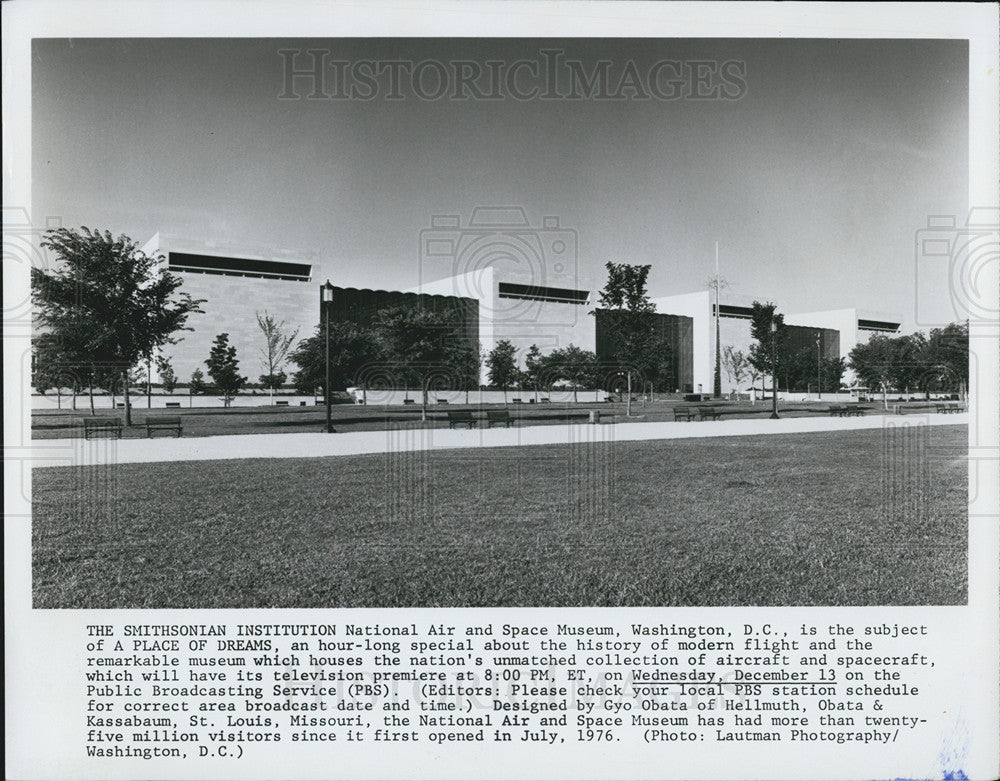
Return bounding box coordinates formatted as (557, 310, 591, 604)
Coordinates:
(84, 620, 935, 761)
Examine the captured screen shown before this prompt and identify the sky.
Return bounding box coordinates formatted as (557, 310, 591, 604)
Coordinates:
(31, 37, 968, 332)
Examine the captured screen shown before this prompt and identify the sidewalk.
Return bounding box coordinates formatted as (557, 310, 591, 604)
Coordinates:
(31, 413, 969, 467)
(31, 413, 966, 468)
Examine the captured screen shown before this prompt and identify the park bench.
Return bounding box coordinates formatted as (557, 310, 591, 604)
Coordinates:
(275, 400, 289, 406)
(539, 397, 550, 403)
(830, 405, 869, 417)
(697, 406, 723, 421)
(82, 418, 123, 439)
(935, 402, 964, 414)
(511, 398, 522, 404)
(436, 398, 449, 404)
(447, 410, 476, 429)
(145, 416, 183, 438)
(672, 407, 697, 422)
(486, 409, 513, 428)
(164, 402, 181, 408)
(403, 399, 415, 405)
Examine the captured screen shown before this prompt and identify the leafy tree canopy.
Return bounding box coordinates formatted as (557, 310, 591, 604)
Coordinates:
(205, 333, 247, 405)
(486, 339, 519, 391)
(748, 301, 786, 376)
(288, 322, 382, 395)
(33, 226, 204, 371)
(32, 226, 204, 422)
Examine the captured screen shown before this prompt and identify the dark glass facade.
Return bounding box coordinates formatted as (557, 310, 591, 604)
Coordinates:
(594, 309, 695, 393)
(784, 325, 840, 363)
(324, 286, 479, 354)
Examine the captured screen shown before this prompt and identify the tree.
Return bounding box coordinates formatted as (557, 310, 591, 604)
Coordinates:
(544, 345, 598, 402)
(921, 322, 969, 399)
(721, 345, 749, 394)
(288, 322, 380, 401)
(205, 333, 246, 407)
(259, 370, 288, 394)
(888, 332, 927, 396)
(783, 346, 847, 393)
(848, 323, 968, 406)
(594, 262, 659, 416)
(376, 305, 469, 421)
(823, 357, 847, 393)
(849, 335, 899, 409)
(523, 344, 544, 403)
(256, 311, 299, 401)
(748, 302, 786, 399)
(129, 363, 153, 408)
(32, 226, 204, 425)
(157, 355, 177, 394)
(450, 342, 483, 405)
(31, 336, 60, 397)
(486, 339, 519, 406)
(188, 368, 207, 396)
(32, 333, 84, 410)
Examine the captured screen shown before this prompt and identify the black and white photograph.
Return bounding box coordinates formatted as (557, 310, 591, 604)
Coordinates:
(4, 3, 998, 780)
(26, 35, 972, 608)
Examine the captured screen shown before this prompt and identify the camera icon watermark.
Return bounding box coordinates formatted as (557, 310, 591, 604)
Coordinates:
(914, 208, 999, 327)
(3, 206, 62, 329)
(418, 207, 581, 328)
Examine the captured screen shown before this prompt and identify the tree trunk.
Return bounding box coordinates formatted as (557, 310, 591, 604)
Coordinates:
(89, 379, 95, 415)
(123, 371, 132, 425)
(72, 381, 78, 410)
(626, 371, 632, 417)
(57, 385, 62, 410)
(147, 357, 152, 408)
(421, 380, 428, 422)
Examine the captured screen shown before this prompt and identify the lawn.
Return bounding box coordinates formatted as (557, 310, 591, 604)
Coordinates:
(30, 397, 946, 439)
(31, 425, 967, 608)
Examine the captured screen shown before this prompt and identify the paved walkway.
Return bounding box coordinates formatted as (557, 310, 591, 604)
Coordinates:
(30, 412, 966, 469)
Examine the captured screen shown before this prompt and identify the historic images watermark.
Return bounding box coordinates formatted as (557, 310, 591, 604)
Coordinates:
(278, 49, 748, 102)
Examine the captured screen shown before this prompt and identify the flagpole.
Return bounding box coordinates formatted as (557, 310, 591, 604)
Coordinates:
(713, 241, 722, 399)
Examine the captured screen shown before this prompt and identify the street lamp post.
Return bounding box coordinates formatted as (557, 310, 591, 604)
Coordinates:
(321, 280, 335, 433)
(770, 318, 780, 419)
(816, 331, 822, 401)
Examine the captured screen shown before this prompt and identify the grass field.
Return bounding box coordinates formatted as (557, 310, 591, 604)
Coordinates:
(32, 425, 967, 608)
(30, 397, 946, 439)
